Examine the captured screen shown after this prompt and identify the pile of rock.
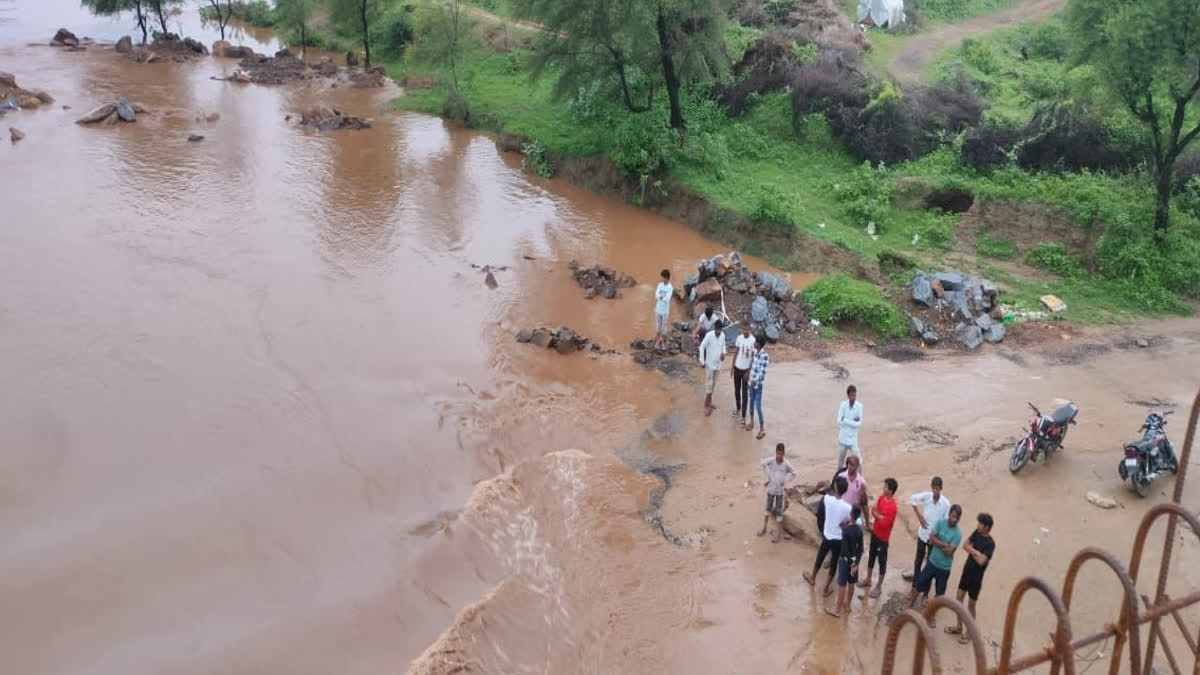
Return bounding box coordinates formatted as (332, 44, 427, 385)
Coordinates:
(298, 106, 371, 131)
(50, 28, 90, 50)
(211, 40, 256, 59)
(75, 97, 148, 125)
(516, 326, 613, 355)
(236, 49, 308, 84)
(0, 72, 53, 113)
(908, 270, 1005, 350)
(680, 251, 808, 345)
(568, 260, 636, 299)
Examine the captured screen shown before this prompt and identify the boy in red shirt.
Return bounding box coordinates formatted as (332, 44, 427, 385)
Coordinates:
(858, 477, 898, 598)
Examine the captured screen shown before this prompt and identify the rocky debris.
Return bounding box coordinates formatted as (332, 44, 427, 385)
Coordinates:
(0, 72, 53, 111)
(470, 263, 507, 288)
(350, 66, 387, 88)
(194, 111, 220, 123)
(569, 261, 636, 299)
(516, 326, 614, 355)
(212, 40, 254, 58)
(298, 105, 371, 131)
(1086, 491, 1117, 510)
(312, 56, 339, 77)
(187, 133, 204, 142)
(909, 270, 1005, 350)
(51, 28, 79, 48)
(236, 51, 307, 84)
(10, 127, 24, 142)
(75, 96, 148, 125)
(115, 36, 133, 53)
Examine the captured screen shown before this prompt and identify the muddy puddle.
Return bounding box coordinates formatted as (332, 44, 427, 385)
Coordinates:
(3, 1, 1200, 674)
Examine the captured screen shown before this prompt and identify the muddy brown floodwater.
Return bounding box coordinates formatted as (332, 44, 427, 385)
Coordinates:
(3, 1, 1200, 674)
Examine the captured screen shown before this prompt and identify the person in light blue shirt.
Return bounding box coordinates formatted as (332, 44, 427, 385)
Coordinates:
(908, 504, 963, 617)
(654, 268, 673, 350)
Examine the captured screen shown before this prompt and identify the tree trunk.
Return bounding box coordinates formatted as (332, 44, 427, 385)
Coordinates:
(1155, 160, 1173, 238)
(154, 2, 169, 36)
(134, 0, 148, 44)
(359, 0, 371, 68)
(656, 10, 685, 130)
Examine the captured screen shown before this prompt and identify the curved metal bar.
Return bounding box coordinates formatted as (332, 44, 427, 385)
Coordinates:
(1127, 503, 1200, 583)
(1061, 547, 1142, 675)
(998, 576, 1075, 675)
(920, 596, 988, 674)
(882, 609, 943, 675)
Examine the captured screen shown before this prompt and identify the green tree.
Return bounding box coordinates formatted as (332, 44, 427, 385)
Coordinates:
(416, 0, 474, 92)
(330, 0, 380, 68)
(81, 0, 150, 44)
(1067, 0, 1200, 236)
(277, 0, 316, 51)
(146, 0, 185, 37)
(205, 0, 233, 40)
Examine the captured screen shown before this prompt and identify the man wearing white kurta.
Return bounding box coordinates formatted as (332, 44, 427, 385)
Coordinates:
(837, 384, 864, 471)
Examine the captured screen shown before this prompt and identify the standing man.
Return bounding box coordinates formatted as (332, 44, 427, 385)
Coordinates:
(746, 333, 769, 438)
(654, 269, 673, 350)
(757, 443, 797, 543)
(837, 385, 864, 472)
(859, 477, 898, 598)
(835, 455, 869, 517)
(732, 323, 755, 424)
(946, 513, 995, 644)
(828, 504, 865, 618)
(905, 476, 952, 582)
(803, 476, 851, 597)
(698, 319, 726, 417)
(908, 505, 963, 613)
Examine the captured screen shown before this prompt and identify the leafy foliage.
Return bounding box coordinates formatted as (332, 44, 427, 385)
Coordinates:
(521, 140, 554, 177)
(801, 274, 907, 338)
(832, 161, 893, 231)
(1025, 242, 1083, 278)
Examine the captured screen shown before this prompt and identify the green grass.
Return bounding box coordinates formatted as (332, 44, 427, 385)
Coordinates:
(802, 274, 909, 338)
(912, 0, 1024, 24)
(975, 234, 1018, 260)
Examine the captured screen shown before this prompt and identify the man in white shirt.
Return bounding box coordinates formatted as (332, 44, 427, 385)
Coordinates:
(654, 269, 673, 350)
(732, 323, 755, 424)
(905, 476, 952, 582)
(837, 384, 864, 472)
(695, 305, 720, 339)
(804, 475, 852, 597)
(698, 319, 726, 416)
(758, 443, 797, 543)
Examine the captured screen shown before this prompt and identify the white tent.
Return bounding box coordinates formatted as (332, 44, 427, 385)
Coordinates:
(856, 0, 906, 28)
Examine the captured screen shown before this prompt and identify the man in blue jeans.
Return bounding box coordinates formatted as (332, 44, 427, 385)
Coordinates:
(908, 504, 963, 620)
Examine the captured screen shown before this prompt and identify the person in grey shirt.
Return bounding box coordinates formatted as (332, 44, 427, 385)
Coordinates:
(758, 443, 797, 543)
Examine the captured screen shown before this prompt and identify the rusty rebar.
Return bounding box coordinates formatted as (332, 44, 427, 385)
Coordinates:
(1061, 547, 1141, 675)
(997, 576, 1074, 674)
(881, 609, 943, 675)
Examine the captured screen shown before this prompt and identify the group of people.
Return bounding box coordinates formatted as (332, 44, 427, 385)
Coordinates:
(761, 444, 996, 638)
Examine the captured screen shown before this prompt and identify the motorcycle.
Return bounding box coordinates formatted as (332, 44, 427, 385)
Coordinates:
(1009, 401, 1079, 474)
(1118, 411, 1179, 497)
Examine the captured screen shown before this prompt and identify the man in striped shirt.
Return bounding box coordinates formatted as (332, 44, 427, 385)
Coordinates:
(746, 334, 769, 439)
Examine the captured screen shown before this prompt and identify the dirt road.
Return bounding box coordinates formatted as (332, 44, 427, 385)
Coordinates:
(888, 0, 1067, 84)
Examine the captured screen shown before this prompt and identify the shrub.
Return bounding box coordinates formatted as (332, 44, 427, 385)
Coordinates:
(722, 31, 805, 115)
(1016, 104, 1136, 174)
(442, 91, 470, 124)
(372, 5, 414, 60)
(735, 0, 769, 27)
(960, 38, 1000, 75)
(521, 140, 553, 178)
(762, 0, 800, 22)
(915, 212, 958, 251)
(961, 122, 1021, 170)
(748, 184, 801, 231)
(611, 112, 679, 180)
(1026, 242, 1083, 278)
(832, 161, 893, 230)
(801, 274, 908, 338)
(1094, 215, 1200, 297)
(684, 131, 731, 180)
(1023, 21, 1069, 61)
(789, 55, 868, 123)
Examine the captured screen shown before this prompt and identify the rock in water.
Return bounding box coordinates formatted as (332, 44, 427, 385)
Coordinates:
(1086, 491, 1117, 509)
(956, 323, 983, 350)
(115, 35, 133, 53)
(10, 127, 24, 142)
(52, 28, 79, 47)
(911, 275, 934, 307)
(187, 133, 204, 142)
(484, 271, 497, 289)
(76, 103, 116, 124)
(515, 329, 533, 343)
(116, 96, 136, 122)
(751, 295, 769, 323)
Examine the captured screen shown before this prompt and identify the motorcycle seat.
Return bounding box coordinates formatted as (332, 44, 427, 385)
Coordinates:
(1128, 438, 1158, 452)
(1050, 404, 1078, 425)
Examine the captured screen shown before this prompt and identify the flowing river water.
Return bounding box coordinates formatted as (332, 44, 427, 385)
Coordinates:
(3, 2, 1200, 673)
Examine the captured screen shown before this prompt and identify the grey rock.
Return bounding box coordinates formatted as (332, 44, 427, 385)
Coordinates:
(9, 127, 24, 142)
(723, 324, 740, 344)
(751, 295, 769, 322)
(515, 329, 533, 343)
(908, 315, 925, 337)
(985, 323, 1006, 344)
(911, 275, 934, 307)
(603, 286, 617, 299)
(772, 277, 791, 302)
(764, 323, 780, 343)
(785, 321, 797, 333)
(975, 314, 993, 331)
(944, 290, 972, 321)
(530, 329, 553, 348)
(555, 327, 576, 354)
(115, 35, 133, 53)
(484, 271, 498, 289)
(728, 250, 742, 268)
(583, 287, 595, 299)
(698, 257, 717, 282)
(921, 330, 940, 345)
(934, 271, 966, 291)
(116, 96, 135, 122)
(758, 271, 780, 296)
(682, 273, 699, 299)
(187, 133, 204, 142)
(981, 279, 998, 298)
(567, 259, 579, 271)
(1136, 338, 1149, 348)
(956, 323, 984, 350)
(674, 321, 691, 332)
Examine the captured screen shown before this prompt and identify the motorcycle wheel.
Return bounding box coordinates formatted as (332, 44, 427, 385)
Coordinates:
(1009, 440, 1030, 474)
(1134, 468, 1152, 498)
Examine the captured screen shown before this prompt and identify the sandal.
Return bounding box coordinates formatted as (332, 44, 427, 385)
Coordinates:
(824, 608, 840, 618)
(868, 586, 881, 599)
(756, 430, 766, 439)
(802, 572, 815, 587)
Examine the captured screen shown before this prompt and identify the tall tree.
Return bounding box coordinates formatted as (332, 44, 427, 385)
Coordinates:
(330, 0, 380, 68)
(652, 0, 729, 131)
(277, 0, 316, 55)
(81, 0, 150, 44)
(205, 0, 233, 40)
(145, 0, 184, 37)
(417, 0, 473, 92)
(1067, 0, 1200, 236)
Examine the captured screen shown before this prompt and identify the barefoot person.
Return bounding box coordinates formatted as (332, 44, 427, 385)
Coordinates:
(804, 476, 851, 597)
(904, 476, 952, 582)
(698, 319, 726, 416)
(757, 443, 797, 543)
(654, 269, 673, 350)
(746, 334, 769, 438)
(946, 513, 995, 644)
(828, 504, 865, 618)
(859, 477, 898, 598)
(837, 385, 864, 471)
(732, 323, 755, 424)
(908, 504, 963, 617)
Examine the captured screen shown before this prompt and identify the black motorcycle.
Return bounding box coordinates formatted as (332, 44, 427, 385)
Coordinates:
(1009, 401, 1079, 474)
(1118, 411, 1179, 497)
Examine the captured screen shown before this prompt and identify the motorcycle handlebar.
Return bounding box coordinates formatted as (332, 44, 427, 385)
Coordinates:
(1027, 401, 1040, 415)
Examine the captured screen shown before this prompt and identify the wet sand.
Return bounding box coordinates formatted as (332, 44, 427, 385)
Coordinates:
(2, 1, 1200, 673)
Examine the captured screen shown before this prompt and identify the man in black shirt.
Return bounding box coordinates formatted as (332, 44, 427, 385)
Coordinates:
(946, 513, 995, 644)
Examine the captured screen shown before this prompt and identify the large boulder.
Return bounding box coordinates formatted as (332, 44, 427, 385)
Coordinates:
(555, 327, 577, 354)
(184, 37, 208, 54)
(974, 314, 993, 332)
(723, 324, 739, 345)
(0, 71, 15, 88)
(764, 323, 781, 343)
(911, 275, 935, 307)
(52, 28, 79, 47)
(116, 36, 133, 53)
(693, 278, 722, 303)
(934, 271, 966, 291)
(955, 323, 983, 350)
(908, 315, 926, 337)
(116, 96, 136, 122)
(751, 295, 769, 322)
(943, 290, 972, 321)
(984, 323, 1006, 344)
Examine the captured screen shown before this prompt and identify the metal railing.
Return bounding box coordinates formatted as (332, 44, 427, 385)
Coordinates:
(881, 388, 1200, 675)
